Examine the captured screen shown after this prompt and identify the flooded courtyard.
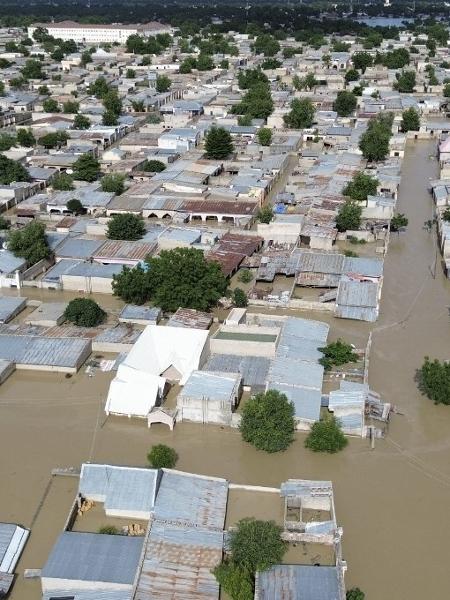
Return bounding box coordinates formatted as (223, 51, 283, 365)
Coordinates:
(1, 140, 450, 598)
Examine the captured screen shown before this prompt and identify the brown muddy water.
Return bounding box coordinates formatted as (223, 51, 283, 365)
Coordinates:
(1, 140, 450, 599)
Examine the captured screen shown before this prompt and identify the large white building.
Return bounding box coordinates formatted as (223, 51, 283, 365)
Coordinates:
(27, 20, 173, 44)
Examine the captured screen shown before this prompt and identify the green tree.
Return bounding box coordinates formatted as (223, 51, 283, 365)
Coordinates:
(39, 131, 69, 149)
(240, 389, 295, 453)
(112, 264, 152, 305)
(73, 154, 100, 182)
(0, 216, 10, 230)
(142, 159, 166, 172)
(126, 68, 136, 79)
(233, 287, 248, 307)
(231, 82, 273, 120)
(444, 83, 450, 98)
(179, 57, 196, 73)
(81, 50, 93, 66)
(257, 127, 272, 146)
(346, 587, 365, 600)
(102, 90, 122, 116)
(220, 59, 229, 69)
(416, 357, 450, 405)
(73, 114, 91, 130)
(64, 298, 106, 327)
(229, 518, 286, 572)
(43, 98, 60, 113)
(21, 58, 44, 79)
(144, 247, 227, 311)
(394, 70, 416, 93)
(0, 134, 16, 151)
(107, 213, 145, 240)
(257, 205, 273, 224)
(0, 82, 5, 97)
(63, 100, 79, 114)
(336, 200, 362, 232)
(318, 339, 359, 371)
(17, 128, 35, 147)
(253, 33, 280, 57)
(66, 198, 86, 215)
(205, 127, 234, 159)
(401, 107, 420, 132)
(38, 85, 50, 96)
(283, 98, 315, 129)
(345, 68, 359, 84)
(197, 53, 214, 71)
(213, 563, 253, 600)
(131, 100, 146, 112)
(305, 416, 348, 453)
(102, 110, 119, 126)
(147, 444, 178, 468)
(333, 91, 357, 117)
(52, 172, 74, 191)
(88, 76, 110, 98)
(359, 114, 393, 162)
(261, 58, 281, 70)
(352, 51, 372, 73)
(238, 68, 268, 90)
(238, 269, 253, 283)
(0, 155, 30, 184)
(390, 213, 408, 232)
(343, 172, 378, 202)
(381, 48, 410, 69)
(101, 173, 126, 195)
(155, 74, 171, 93)
(8, 221, 50, 265)
(238, 115, 253, 126)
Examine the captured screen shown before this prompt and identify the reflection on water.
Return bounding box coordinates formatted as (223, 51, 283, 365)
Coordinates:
(1, 141, 450, 598)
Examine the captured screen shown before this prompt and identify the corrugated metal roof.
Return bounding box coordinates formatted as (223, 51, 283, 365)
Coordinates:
(204, 354, 270, 388)
(0, 296, 26, 323)
(335, 304, 378, 322)
(63, 261, 124, 279)
(268, 357, 324, 390)
(256, 565, 341, 600)
(299, 252, 344, 275)
(79, 464, 158, 516)
(0, 334, 90, 368)
(94, 240, 157, 262)
(179, 371, 240, 403)
(153, 471, 228, 530)
(336, 279, 379, 308)
(119, 305, 161, 322)
(56, 237, 104, 260)
(94, 325, 142, 345)
(271, 383, 322, 422)
(343, 256, 383, 278)
(167, 308, 212, 330)
(280, 479, 333, 497)
(43, 590, 132, 600)
(42, 531, 143, 585)
(0, 250, 26, 274)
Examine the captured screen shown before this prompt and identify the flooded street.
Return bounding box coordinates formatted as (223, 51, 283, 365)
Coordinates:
(1, 139, 450, 598)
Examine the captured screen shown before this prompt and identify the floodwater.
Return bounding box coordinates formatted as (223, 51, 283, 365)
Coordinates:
(1, 140, 450, 598)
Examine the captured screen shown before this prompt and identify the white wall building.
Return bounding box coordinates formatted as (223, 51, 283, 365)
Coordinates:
(28, 21, 173, 44)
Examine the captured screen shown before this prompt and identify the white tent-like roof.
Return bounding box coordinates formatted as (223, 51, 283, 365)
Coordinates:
(105, 325, 209, 419)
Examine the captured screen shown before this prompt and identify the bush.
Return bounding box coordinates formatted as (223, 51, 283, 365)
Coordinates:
(52, 172, 74, 191)
(142, 159, 166, 172)
(233, 287, 248, 307)
(333, 91, 357, 117)
(416, 357, 450, 405)
(257, 205, 273, 224)
(107, 213, 145, 240)
(213, 562, 254, 600)
(64, 298, 106, 327)
(147, 444, 178, 468)
(257, 127, 272, 146)
(390, 213, 408, 232)
(98, 526, 119, 535)
(238, 269, 253, 283)
(101, 173, 126, 195)
(240, 389, 295, 453)
(66, 198, 86, 215)
(229, 518, 286, 572)
(318, 339, 359, 371)
(347, 588, 365, 600)
(305, 416, 348, 453)
(343, 172, 378, 202)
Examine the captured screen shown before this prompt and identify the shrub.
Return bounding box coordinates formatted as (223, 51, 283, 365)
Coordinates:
(64, 298, 106, 327)
(8, 221, 50, 265)
(305, 416, 348, 453)
(233, 287, 248, 307)
(416, 357, 450, 405)
(66, 198, 86, 215)
(318, 339, 359, 371)
(98, 526, 119, 535)
(347, 588, 365, 600)
(238, 269, 253, 283)
(229, 518, 286, 572)
(147, 444, 178, 468)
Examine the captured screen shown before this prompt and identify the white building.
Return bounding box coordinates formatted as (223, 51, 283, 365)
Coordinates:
(28, 21, 173, 44)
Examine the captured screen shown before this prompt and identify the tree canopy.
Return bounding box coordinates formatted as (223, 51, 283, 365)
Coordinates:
(346, 588, 365, 600)
(73, 114, 91, 130)
(390, 213, 408, 232)
(73, 154, 100, 182)
(359, 113, 393, 162)
(112, 247, 228, 311)
(155, 74, 171, 92)
(52, 172, 74, 191)
(352, 52, 372, 73)
(253, 33, 280, 57)
(333, 91, 357, 117)
(229, 518, 286, 573)
(101, 173, 126, 195)
(142, 159, 166, 172)
(17, 128, 35, 147)
(204, 126, 234, 159)
(318, 339, 359, 371)
(305, 416, 348, 453)
(416, 357, 450, 405)
(147, 444, 178, 468)
(336, 200, 362, 232)
(231, 82, 274, 120)
(257, 127, 272, 146)
(240, 389, 295, 453)
(66, 198, 85, 215)
(107, 213, 145, 240)
(283, 98, 314, 129)
(0, 155, 30, 185)
(8, 221, 51, 265)
(343, 172, 379, 202)
(64, 298, 106, 327)
(401, 107, 420, 132)
(394, 70, 416, 93)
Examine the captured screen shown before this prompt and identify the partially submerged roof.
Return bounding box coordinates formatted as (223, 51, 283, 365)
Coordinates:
(167, 307, 212, 330)
(0, 523, 29, 574)
(0, 296, 26, 324)
(0, 335, 90, 368)
(179, 370, 241, 402)
(256, 565, 342, 600)
(42, 531, 144, 585)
